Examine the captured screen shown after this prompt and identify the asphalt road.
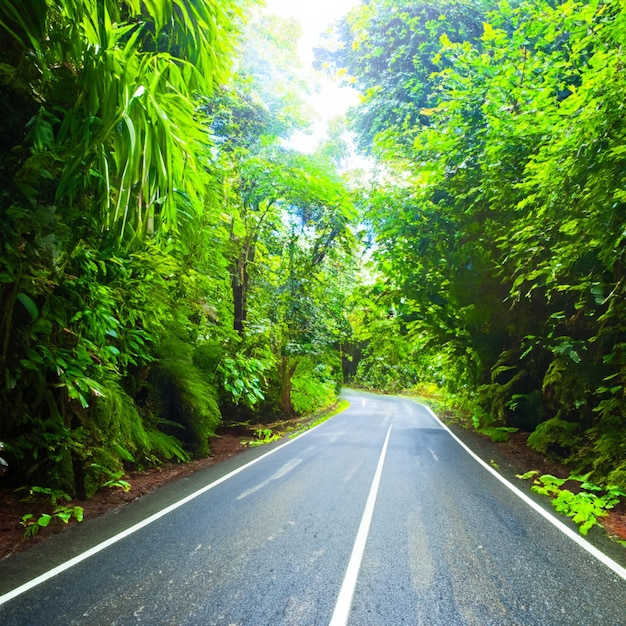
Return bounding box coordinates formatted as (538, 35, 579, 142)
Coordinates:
(0, 390, 625, 625)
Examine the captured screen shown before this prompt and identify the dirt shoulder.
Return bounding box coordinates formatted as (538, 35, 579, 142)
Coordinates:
(0, 409, 338, 562)
(443, 420, 626, 547)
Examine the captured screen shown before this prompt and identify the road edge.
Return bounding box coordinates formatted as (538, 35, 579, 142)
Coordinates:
(412, 398, 626, 582)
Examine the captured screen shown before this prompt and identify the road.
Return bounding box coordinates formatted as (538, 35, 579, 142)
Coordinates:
(0, 390, 625, 625)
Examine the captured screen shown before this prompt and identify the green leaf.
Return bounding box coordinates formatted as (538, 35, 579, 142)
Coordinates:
(55, 510, 72, 524)
(16, 293, 38, 320)
(516, 470, 539, 481)
(37, 514, 52, 528)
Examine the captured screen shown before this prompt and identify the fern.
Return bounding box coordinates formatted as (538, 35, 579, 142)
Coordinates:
(154, 339, 221, 456)
(147, 430, 190, 463)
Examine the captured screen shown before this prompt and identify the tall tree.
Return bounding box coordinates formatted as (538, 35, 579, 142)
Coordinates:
(315, 0, 493, 152)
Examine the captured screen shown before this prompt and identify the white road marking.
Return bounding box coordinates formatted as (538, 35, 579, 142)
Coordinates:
(0, 422, 325, 608)
(236, 458, 303, 499)
(329, 425, 392, 626)
(417, 400, 626, 582)
(428, 447, 439, 461)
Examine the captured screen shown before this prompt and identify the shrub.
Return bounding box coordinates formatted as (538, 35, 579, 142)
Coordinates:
(527, 417, 582, 460)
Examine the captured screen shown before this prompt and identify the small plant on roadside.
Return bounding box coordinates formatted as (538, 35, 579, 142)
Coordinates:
(245, 427, 282, 447)
(517, 471, 626, 536)
(90, 463, 131, 492)
(19, 486, 84, 538)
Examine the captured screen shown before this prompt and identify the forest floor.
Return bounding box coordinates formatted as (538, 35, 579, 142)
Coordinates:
(1, 400, 625, 562)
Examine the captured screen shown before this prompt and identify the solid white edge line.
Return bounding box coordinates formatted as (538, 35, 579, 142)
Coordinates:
(329, 425, 393, 626)
(0, 418, 329, 608)
(416, 400, 626, 582)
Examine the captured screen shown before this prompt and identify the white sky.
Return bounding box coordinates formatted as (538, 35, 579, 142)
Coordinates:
(263, 0, 362, 152)
(264, 0, 359, 61)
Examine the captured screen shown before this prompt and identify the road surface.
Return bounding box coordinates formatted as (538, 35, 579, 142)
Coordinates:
(0, 390, 625, 625)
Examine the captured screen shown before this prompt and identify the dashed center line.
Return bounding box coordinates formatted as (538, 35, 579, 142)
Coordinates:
(236, 458, 303, 500)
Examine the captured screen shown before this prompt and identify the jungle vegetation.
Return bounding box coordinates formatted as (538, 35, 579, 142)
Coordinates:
(1, 0, 625, 499)
(323, 0, 626, 488)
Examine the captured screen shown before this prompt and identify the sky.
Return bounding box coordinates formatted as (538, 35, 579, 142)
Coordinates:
(263, 0, 362, 152)
(264, 0, 360, 62)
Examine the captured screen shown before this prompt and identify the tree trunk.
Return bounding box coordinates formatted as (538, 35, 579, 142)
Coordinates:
(230, 240, 255, 335)
(279, 356, 298, 416)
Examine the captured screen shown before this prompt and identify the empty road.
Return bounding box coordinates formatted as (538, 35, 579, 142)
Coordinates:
(0, 390, 625, 625)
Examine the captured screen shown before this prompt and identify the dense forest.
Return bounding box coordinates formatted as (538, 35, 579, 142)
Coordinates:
(1, 0, 625, 504)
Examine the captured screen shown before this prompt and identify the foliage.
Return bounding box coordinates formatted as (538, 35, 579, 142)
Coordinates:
(290, 357, 338, 415)
(18, 486, 84, 538)
(527, 417, 582, 460)
(517, 471, 626, 536)
(0, 0, 364, 500)
(316, 0, 493, 152)
(334, 0, 626, 487)
(90, 384, 151, 462)
(477, 426, 518, 443)
(244, 427, 282, 447)
(207, 77, 358, 415)
(89, 463, 131, 492)
(218, 355, 268, 408)
(146, 429, 190, 464)
(0, 0, 241, 244)
(0, 0, 247, 495)
(153, 339, 221, 457)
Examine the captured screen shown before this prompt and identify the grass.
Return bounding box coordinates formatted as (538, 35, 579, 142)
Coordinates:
(240, 399, 351, 447)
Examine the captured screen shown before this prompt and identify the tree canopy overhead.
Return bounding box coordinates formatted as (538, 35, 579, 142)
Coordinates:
(315, 0, 494, 152)
(2, 0, 626, 504)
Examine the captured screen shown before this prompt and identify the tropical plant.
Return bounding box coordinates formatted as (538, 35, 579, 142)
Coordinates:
(0, 0, 243, 494)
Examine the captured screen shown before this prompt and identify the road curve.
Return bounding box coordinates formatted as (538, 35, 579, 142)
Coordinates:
(0, 390, 625, 625)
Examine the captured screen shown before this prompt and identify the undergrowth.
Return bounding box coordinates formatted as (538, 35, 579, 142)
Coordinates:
(517, 471, 626, 536)
(19, 486, 84, 538)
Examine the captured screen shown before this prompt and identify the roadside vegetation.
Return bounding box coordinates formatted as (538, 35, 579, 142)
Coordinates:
(1, 0, 625, 542)
(325, 0, 626, 495)
(0, 1, 356, 501)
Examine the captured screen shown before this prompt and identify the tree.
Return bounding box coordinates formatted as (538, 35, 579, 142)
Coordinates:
(204, 11, 359, 418)
(0, 0, 243, 495)
(315, 0, 493, 152)
(210, 139, 356, 415)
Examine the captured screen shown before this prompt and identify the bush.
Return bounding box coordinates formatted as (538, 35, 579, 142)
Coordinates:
(527, 417, 582, 460)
